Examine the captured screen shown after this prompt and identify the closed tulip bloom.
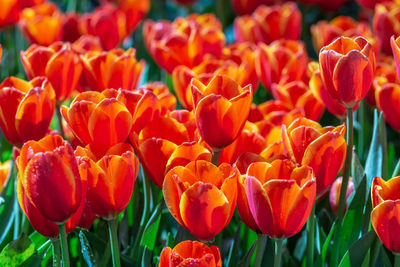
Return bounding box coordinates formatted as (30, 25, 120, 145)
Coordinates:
(143, 14, 225, 73)
(239, 160, 316, 237)
(159, 240, 222, 267)
(191, 75, 253, 150)
(282, 118, 347, 198)
(0, 160, 11, 193)
(19, 3, 64, 46)
(132, 114, 211, 188)
(163, 160, 238, 240)
(0, 0, 20, 28)
(81, 48, 145, 92)
(234, 3, 301, 44)
(0, 76, 55, 146)
(371, 176, 400, 253)
(357, 0, 390, 9)
(319, 36, 375, 108)
(76, 144, 139, 219)
(373, 2, 400, 54)
(376, 82, 400, 131)
(117, 0, 150, 34)
(139, 82, 177, 115)
(311, 16, 377, 54)
(16, 135, 81, 223)
(72, 35, 103, 54)
(21, 43, 83, 102)
(256, 40, 308, 91)
(62, 89, 160, 157)
(231, 0, 277, 15)
(329, 177, 355, 215)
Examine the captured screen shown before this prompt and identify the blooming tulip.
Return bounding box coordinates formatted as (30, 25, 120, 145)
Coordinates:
(17, 135, 81, 223)
(0, 76, 55, 146)
(0, 160, 11, 193)
(19, 3, 64, 46)
(238, 160, 316, 237)
(256, 40, 308, 91)
(81, 48, 145, 92)
(163, 160, 238, 240)
(319, 36, 375, 108)
(191, 75, 253, 150)
(159, 240, 222, 267)
(75, 143, 139, 219)
(139, 82, 176, 115)
(282, 117, 347, 198)
(371, 176, 400, 253)
(62, 88, 160, 157)
(21, 43, 83, 102)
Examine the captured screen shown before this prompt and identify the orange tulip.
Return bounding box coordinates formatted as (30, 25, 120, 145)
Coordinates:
(16, 135, 81, 223)
(256, 40, 308, 91)
(143, 14, 225, 74)
(282, 117, 347, 198)
(76, 143, 139, 219)
(253, 100, 304, 126)
(21, 42, 83, 102)
(371, 55, 397, 109)
(81, 48, 145, 92)
(371, 176, 400, 253)
(138, 82, 177, 115)
(271, 81, 325, 121)
(19, 2, 64, 46)
(79, 4, 127, 50)
(117, 0, 149, 34)
(0, 0, 20, 28)
(173, 56, 257, 110)
(311, 16, 377, 54)
(191, 75, 253, 150)
(373, 2, 400, 54)
(234, 3, 301, 44)
(132, 113, 211, 188)
(0, 160, 11, 194)
(62, 88, 160, 157)
(159, 240, 222, 267)
(238, 160, 316, 237)
(163, 160, 238, 240)
(0, 76, 55, 146)
(319, 36, 375, 108)
(357, 0, 390, 9)
(375, 82, 400, 131)
(329, 177, 355, 215)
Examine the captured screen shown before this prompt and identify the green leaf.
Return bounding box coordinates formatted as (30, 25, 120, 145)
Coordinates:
(0, 233, 35, 265)
(79, 230, 97, 267)
(227, 223, 242, 267)
(338, 231, 377, 267)
(140, 200, 163, 251)
(315, 222, 335, 267)
(352, 151, 364, 189)
(0, 180, 15, 246)
(365, 111, 387, 189)
(339, 175, 367, 257)
(141, 246, 152, 267)
(392, 159, 400, 177)
(238, 239, 257, 267)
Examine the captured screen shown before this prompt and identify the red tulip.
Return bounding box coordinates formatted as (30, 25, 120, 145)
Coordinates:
(329, 177, 355, 214)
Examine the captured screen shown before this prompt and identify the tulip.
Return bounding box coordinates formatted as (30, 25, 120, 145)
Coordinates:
(311, 16, 377, 54)
(375, 82, 400, 131)
(0, 160, 11, 194)
(117, 0, 150, 34)
(356, 0, 390, 9)
(0, 0, 20, 28)
(163, 160, 238, 240)
(159, 240, 222, 267)
(19, 3, 64, 46)
(132, 114, 211, 188)
(329, 177, 355, 215)
(319, 36, 375, 108)
(238, 159, 316, 237)
(256, 40, 308, 91)
(231, 0, 277, 15)
(371, 176, 400, 253)
(191, 75, 253, 150)
(21, 43, 83, 102)
(282, 117, 347, 198)
(72, 35, 103, 54)
(0, 76, 55, 146)
(373, 2, 400, 54)
(143, 14, 225, 73)
(81, 48, 145, 92)
(138, 82, 176, 115)
(271, 81, 325, 121)
(234, 3, 301, 44)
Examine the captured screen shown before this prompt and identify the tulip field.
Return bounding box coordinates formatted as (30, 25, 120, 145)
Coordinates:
(1, 0, 400, 266)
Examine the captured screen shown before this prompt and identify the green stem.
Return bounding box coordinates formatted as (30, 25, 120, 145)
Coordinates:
(58, 224, 70, 267)
(51, 239, 61, 267)
(330, 107, 353, 266)
(254, 234, 267, 267)
(13, 178, 20, 239)
(212, 151, 220, 166)
(274, 239, 284, 267)
(56, 103, 65, 139)
(306, 204, 316, 267)
(108, 219, 121, 267)
(395, 253, 400, 267)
